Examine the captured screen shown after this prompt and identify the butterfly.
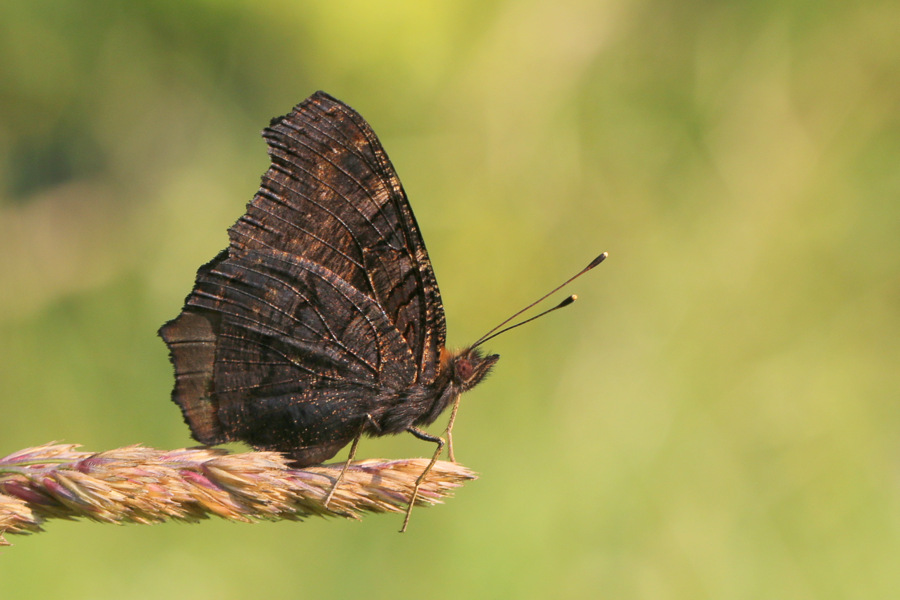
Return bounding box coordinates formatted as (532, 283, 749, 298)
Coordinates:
(159, 91, 605, 530)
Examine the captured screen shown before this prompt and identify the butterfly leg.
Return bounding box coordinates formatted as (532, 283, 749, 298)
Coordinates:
(401, 426, 445, 532)
(324, 414, 377, 510)
(444, 395, 462, 462)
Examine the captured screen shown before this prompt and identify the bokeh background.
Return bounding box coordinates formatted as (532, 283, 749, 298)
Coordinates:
(2, 1, 899, 598)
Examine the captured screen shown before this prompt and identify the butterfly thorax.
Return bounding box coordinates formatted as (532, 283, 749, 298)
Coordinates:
(370, 347, 499, 435)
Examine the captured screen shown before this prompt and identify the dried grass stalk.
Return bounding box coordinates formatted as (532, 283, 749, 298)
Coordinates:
(0, 443, 476, 546)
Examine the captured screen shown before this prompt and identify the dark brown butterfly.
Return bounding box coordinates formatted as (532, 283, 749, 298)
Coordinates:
(159, 91, 604, 530)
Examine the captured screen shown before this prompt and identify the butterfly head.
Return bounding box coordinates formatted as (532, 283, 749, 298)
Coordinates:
(448, 347, 500, 391)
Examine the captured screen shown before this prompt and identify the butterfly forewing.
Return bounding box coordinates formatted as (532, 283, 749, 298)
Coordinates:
(230, 92, 446, 381)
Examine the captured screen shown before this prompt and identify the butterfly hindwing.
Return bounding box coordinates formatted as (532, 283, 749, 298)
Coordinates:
(160, 246, 418, 463)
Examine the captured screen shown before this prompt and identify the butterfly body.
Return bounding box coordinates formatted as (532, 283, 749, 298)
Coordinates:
(160, 91, 498, 468)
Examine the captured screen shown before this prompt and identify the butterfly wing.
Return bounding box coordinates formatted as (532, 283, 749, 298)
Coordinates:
(234, 91, 446, 378)
(159, 92, 446, 463)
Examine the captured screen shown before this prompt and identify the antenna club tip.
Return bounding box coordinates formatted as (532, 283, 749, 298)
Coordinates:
(558, 295, 577, 308)
(588, 252, 608, 269)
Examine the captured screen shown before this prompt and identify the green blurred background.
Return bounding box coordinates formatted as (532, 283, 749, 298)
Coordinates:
(2, 0, 899, 597)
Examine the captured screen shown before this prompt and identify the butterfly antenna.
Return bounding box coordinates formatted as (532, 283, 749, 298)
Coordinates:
(470, 251, 608, 350)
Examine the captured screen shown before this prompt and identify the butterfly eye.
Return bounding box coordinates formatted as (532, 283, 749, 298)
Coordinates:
(454, 358, 474, 382)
